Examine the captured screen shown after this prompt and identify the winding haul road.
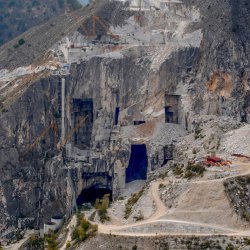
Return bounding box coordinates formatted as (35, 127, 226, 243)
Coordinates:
(98, 159, 250, 237)
(60, 215, 77, 250)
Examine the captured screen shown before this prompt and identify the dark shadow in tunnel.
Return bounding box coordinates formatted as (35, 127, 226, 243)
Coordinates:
(73, 98, 93, 148)
(165, 107, 174, 123)
(115, 107, 120, 125)
(162, 144, 174, 166)
(165, 94, 180, 124)
(133, 121, 146, 126)
(76, 186, 112, 206)
(126, 144, 148, 183)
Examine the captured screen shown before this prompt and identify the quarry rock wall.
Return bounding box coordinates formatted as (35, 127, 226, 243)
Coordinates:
(0, 0, 250, 238)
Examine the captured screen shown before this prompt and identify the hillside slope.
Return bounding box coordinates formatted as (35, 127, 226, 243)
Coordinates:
(0, 0, 82, 46)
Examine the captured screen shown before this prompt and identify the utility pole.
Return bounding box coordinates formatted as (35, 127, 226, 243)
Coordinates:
(64, 0, 67, 14)
(139, 0, 142, 26)
(61, 78, 66, 143)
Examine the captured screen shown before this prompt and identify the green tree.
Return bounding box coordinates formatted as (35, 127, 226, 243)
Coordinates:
(27, 234, 44, 250)
(66, 241, 71, 249)
(95, 194, 110, 223)
(45, 230, 58, 250)
(71, 214, 97, 243)
(18, 38, 25, 46)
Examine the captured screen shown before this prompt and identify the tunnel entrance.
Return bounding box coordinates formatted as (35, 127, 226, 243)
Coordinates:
(133, 121, 146, 126)
(115, 107, 120, 125)
(165, 94, 180, 124)
(165, 107, 174, 123)
(162, 144, 174, 166)
(76, 186, 112, 205)
(73, 99, 93, 148)
(126, 144, 148, 183)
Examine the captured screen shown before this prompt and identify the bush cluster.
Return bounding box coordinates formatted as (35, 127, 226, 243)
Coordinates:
(194, 127, 204, 140)
(45, 230, 58, 250)
(173, 165, 184, 176)
(13, 38, 26, 49)
(95, 194, 110, 223)
(72, 213, 98, 242)
(124, 188, 144, 219)
(26, 234, 44, 250)
(184, 162, 206, 179)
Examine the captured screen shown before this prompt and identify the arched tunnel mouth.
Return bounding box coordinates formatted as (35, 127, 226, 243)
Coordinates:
(51, 215, 63, 220)
(76, 186, 112, 206)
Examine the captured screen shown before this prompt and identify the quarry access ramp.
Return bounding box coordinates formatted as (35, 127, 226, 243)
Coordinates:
(98, 159, 250, 237)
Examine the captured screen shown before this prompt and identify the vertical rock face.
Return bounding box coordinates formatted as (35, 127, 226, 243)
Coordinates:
(72, 98, 93, 148)
(0, 78, 61, 233)
(0, 0, 68, 45)
(0, 0, 250, 238)
(184, 0, 250, 121)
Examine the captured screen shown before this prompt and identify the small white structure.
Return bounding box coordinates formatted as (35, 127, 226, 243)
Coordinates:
(51, 216, 64, 229)
(44, 222, 57, 234)
(44, 216, 64, 234)
(39, 229, 44, 239)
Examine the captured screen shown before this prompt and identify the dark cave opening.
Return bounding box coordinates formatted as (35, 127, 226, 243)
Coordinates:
(133, 120, 146, 126)
(165, 94, 180, 124)
(115, 107, 120, 125)
(76, 186, 112, 205)
(165, 108, 174, 123)
(126, 144, 148, 183)
(162, 144, 174, 166)
(73, 98, 93, 148)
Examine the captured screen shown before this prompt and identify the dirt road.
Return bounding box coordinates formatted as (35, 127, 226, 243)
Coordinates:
(98, 159, 250, 237)
(60, 215, 77, 250)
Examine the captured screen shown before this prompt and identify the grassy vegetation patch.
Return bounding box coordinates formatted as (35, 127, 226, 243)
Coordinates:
(173, 165, 184, 176)
(72, 213, 98, 243)
(95, 194, 110, 223)
(194, 127, 205, 140)
(26, 234, 44, 250)
(45, 230, 58, 250)
(13, 38, 26, 49)
(66, 241, 72, 249)
(172, 161, 206, 179)
(159, 183, 166, 189)
(133, 210, 144, 221)
(124, 187, 145, 219)
(184, 162, 206, 179)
